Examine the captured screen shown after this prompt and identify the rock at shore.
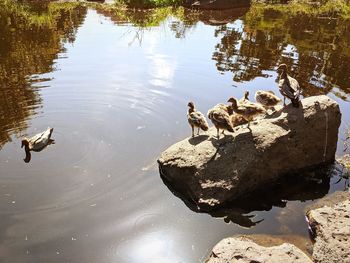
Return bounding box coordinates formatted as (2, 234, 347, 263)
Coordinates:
(158, 95, 341, 210)
(206, 236, 312, 263)
(306, 190, 350, 263)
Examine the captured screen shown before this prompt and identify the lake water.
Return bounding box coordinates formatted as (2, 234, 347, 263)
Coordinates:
(0, 2, 349, 263)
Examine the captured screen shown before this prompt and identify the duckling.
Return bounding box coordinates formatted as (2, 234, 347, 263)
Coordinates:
(21, 127, 54, 152)
(227, 97, 266, 127)
(212, 103, 233, 115)
(277, 64, 301, 107)
(213, 104, 247, 129)
(255, 90, 282, 110)
(207, 107, 234, 139)
(230, 113, 248, 128)
(187, 102, 209, 137)
(239, 90, 250, 105)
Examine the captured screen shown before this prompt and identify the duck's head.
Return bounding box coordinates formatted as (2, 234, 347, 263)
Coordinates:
(277, 64, 288, 73)
(187, 101, 195, 109)
(227, 97, 238, 107)
(21, 139, 29, 149)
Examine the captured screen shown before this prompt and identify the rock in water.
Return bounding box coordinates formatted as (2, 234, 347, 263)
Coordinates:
(206, 236, 312, 263)
(158, 95, 341, 210)
(306, 191, 350, 263)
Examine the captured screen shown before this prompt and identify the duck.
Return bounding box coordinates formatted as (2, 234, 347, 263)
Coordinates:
(21, 127, 54, 152)
(211, 103, 233, 115)
(227, 97, 266, 127)
(277, 64, 301, 107)
(255, 90, 282, 110)
(207, 106, 234, 139)
(230, 113, 248, 128)
(187, 102, 209, 138)
(238, 90, 250, 105)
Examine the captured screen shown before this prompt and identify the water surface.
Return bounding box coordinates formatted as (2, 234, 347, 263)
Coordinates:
(0, 2, 349, 263)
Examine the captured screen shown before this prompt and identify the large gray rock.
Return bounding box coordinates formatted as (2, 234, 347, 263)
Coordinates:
(306, 190, 350, 263)
(206, 236, 312, 263)
(158, 95, 341, 210)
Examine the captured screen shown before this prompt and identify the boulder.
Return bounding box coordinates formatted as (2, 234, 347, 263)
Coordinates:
(206, 236, 312, 263)
(306, 190, 350, 263)
(158, 95, 341, 210)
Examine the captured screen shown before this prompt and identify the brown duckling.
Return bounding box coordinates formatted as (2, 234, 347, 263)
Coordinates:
(207, 106, 234, 139)
(238, 90, 250, 105)
(277, 64, 301, 107)
(230, 113, 248, 128)
(255, 90, 282, 110)
(212, 103, 233, 115)
(187, 102, 209, 138)
(227, 97, 266, 127)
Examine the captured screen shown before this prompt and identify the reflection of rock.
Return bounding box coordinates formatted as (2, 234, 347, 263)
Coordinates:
(206, 236, 312, 263)
(195, 8, 249, 25)
(306, 191, 350, 263)
(158, 95, 341, 211)
(185, 0, 250, 10)
(162, 163, 331, 227)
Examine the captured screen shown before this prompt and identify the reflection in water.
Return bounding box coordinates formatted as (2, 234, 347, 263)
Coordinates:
(213, 7, 350, 100)
(162, 164, 348, 228)
(0, 2, 349, 263)
(0, 1, 87, 148)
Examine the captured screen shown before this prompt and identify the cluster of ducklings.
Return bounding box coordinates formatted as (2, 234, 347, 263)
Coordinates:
(187, 90, 281, 138)
(187, 63, 301, 139)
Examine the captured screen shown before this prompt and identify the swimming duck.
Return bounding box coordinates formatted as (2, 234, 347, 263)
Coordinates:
(187, 102, 209, 137)
(277, 64, 301, 107)
(21, 127, 54, 152)
(207, 106, 234, 139)
(227, 97, 266, 127)
(255, 90, 282, 110)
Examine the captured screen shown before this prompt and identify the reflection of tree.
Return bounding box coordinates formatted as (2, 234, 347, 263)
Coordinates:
(0, 1, 87, 148)
(95, 6, 249, 39)
(212, 6, 350, 99)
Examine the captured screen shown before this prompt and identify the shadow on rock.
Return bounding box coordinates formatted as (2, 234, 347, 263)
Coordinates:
(188, 135, 210, 145)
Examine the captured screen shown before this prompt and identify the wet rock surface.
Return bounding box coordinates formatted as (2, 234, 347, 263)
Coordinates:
(158, 95, 341, 210)
(306, 190, 350, 263)
(206, 236, 312, 263)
